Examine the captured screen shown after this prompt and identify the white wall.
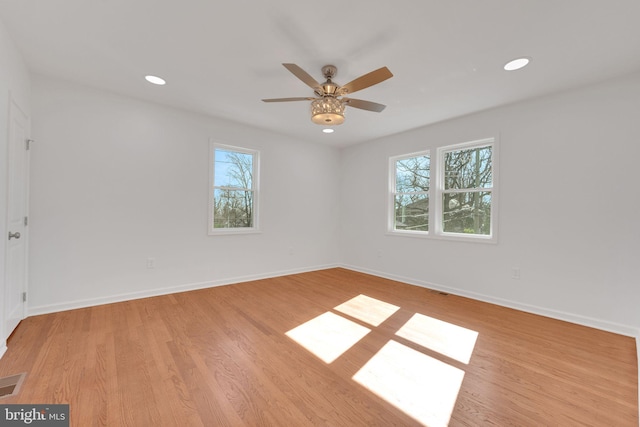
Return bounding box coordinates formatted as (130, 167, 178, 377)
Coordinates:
(28, 75, 340, 314)
(0, 18, 31, 356)
(340, 72, 640, 336)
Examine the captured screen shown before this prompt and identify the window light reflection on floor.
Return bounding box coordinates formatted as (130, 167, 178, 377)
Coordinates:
(334, 294, 400, 326)
(395, 313, 478, 364)
(285, 312, 371, 363)
(285, 295, 479, 426)
(353, 340, 465, 427)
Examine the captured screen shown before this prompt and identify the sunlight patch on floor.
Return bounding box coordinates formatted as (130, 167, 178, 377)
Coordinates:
(285, 312, 371, 363)
(334, 294, 400, 326)
(353, 340, 465, 427)
(285, 295, 478, 425)
(395, 313, 478, 364)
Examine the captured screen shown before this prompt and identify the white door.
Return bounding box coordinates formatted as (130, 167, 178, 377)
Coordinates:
(4, 99, 29, 338)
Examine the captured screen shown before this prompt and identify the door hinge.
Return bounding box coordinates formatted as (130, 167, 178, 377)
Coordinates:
(25, 139, 33, 150)
(24, 216, 28, 226)
(22, 292, 27, 302)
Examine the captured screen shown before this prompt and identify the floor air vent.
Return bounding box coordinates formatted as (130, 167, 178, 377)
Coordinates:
(0, 373, 26, 399)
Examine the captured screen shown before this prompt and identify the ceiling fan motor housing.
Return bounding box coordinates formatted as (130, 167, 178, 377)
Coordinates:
(321, 65, 337, 79)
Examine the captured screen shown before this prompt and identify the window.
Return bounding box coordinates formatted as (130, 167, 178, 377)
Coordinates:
(390, 152, 430, 232)
(209, 142, 259, 234)
(389, 138, 497, 242)
(438, 140, 494, 238)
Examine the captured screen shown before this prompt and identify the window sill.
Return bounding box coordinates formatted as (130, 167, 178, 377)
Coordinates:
(208, 228, 261, 236)
(386, 230, 497, 244)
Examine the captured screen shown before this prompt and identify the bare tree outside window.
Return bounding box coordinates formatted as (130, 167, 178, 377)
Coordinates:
(389, 139, 496, 241)
(393, 154, 430, 231)
(443, 145, 492, 235)
(211, 146, 258, 230)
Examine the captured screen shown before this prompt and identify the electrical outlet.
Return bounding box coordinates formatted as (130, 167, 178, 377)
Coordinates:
(511, 267, 520, 280)
(146, 257, 155, 269)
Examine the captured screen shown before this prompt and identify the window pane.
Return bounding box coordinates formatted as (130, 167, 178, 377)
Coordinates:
(213, 189, 253, 228)
(396, 156, 430, 192)
(444, 146, 492, 190)
(442, 191, 491, 235)
(395, 193, 429, 231)
(214, 148, 253, 189)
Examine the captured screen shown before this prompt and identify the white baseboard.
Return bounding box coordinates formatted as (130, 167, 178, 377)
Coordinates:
(341, 264, 640, 338)
(0, 343, 6, 360)
(27, 263, 339, 317)
(27, 262, 639, 339)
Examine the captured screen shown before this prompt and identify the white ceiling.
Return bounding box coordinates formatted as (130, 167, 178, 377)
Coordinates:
(1, 1, 639, 147)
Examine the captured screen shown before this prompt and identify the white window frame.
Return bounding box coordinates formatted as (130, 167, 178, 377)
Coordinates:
(388, 137, 498, 243)
(388, 150, 431, 235)
(208, 141, 260, 235)
(435, 137, 497, 243)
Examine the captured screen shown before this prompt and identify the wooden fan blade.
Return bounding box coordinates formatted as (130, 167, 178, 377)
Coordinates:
(282, 63, 322, 91)
(262, 97, 315, 102)
(339, 66, 393, 95)
(343, 98, 386, 112)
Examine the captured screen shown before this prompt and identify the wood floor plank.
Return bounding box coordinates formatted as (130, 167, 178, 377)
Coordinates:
(0, 268, 637, 426)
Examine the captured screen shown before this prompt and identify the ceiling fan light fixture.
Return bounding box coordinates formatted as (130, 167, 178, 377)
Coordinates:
(311, 97, 345, 125)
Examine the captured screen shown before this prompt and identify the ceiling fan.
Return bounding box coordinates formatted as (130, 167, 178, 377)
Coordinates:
(262, 63, 393, 126)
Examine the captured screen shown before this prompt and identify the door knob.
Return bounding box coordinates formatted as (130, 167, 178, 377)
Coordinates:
(8, 231, 20, 240)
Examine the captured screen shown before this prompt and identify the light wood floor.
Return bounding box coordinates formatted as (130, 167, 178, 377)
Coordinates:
(0, 268, 637, 426)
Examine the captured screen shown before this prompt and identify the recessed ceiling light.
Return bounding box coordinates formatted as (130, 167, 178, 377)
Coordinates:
(322, 128, 334, 134)
(145, 75, 166, 85)
(503, 57, 530, 71)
